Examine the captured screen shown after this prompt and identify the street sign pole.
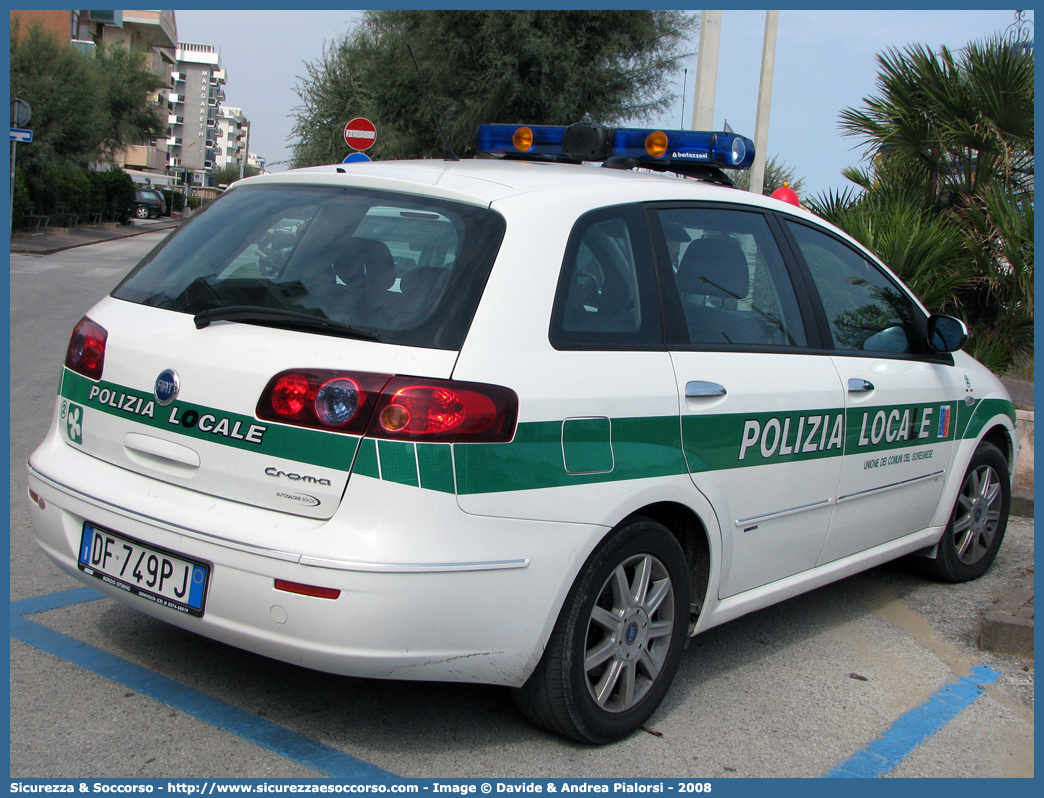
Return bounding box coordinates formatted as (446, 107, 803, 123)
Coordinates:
(10, 99, 33, 238)
(10, 138, 17, 238)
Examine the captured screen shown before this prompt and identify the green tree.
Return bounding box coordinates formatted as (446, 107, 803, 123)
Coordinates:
(726, 154, 805, 195)
(10, 24, 108, 171)
(211, 163, 261, 188)
(10, 23, 170, 210)
(291, 10, 696, 166)
(808, 36, 1033, 373)
(94, 43, 168, 165)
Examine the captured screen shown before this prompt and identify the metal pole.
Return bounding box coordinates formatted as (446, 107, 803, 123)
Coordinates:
(749, 10, 779, 195)
(691, 11, 722, 131)
(10, 140, 16, 237)
(239, 118, 250, 182)
(679, 69, 688, 129)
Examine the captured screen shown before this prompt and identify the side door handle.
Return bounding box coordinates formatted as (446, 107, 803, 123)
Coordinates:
(686, 381, 727, 398)
(848, 378, 874, 393)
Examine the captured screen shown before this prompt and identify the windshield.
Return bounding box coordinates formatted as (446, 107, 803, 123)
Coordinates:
(113, 184, 506, 350)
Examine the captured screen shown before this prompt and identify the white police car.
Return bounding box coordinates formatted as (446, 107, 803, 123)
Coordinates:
(28, 122, 1018, 743)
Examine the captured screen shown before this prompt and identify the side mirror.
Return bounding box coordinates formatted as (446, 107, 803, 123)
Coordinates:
(927, 315, 969, 353)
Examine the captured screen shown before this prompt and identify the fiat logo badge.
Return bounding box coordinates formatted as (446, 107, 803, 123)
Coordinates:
(154, 369, 180, 406)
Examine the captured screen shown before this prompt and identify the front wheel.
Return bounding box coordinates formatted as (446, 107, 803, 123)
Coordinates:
(920, 442, 1010, 583)
(514, 518, 690, 743)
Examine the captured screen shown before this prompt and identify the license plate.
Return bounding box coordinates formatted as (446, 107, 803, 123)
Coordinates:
(78, 523, 209, 617)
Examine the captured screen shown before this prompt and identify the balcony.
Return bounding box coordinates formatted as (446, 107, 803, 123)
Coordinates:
(123, 144, 166, 173)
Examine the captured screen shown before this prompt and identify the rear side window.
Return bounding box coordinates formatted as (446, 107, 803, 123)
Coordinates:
(786, 221, 922, 355)
(657, 207, 807, 348)
(113, 185, 506, 350)
(550, 206, 661, 349)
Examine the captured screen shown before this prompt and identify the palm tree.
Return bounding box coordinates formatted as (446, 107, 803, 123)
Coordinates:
(809, 35, 1033, 373)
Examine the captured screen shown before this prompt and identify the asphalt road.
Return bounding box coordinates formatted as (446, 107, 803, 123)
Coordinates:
(8, 233, 1035, 779)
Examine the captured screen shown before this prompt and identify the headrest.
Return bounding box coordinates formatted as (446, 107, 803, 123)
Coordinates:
(331, 237, 395, 291)
(676, 237, 750, 300)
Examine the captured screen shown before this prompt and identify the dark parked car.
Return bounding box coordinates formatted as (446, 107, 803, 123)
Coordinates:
(134, 188, 165, 219)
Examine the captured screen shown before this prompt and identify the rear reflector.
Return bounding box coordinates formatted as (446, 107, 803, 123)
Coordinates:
(28, 488, 45, 510)
(274, 579, 341, 600)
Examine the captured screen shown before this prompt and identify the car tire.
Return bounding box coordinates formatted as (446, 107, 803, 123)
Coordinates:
(514, 517, 690, 743)
(919, 442, 1010, 583)
(135, 205, 151, 220)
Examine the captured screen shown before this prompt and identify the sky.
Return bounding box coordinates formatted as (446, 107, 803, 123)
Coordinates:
(174, 8, 1033, 199)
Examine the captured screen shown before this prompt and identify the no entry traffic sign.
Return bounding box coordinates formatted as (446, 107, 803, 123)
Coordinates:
(343, 117, 376, 151)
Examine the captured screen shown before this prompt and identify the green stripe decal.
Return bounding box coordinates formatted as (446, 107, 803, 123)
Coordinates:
(454, 416, 686, 494)
(417, 444, 455, 493)
(377, 440, 419, 487)
(61, 369, 360, 471)
(62, 370, 1015, 496)
(957, 397, 1017, 441)
(353, 438, 379, 479)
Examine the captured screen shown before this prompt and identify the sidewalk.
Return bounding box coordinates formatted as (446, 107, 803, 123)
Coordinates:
(984, 375, 1034, 660)
(10, 215, 182, 256)
(8, 217, 1034, 661)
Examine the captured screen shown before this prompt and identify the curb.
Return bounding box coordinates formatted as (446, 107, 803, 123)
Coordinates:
(10, 220, 181, 256)
(1011, 493, 1034, 519)
(980, 580, 1034, 660)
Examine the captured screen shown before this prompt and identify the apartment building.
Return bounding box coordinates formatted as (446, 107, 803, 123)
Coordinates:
(167, 42, 226, 194)
(215, 106, 250, 173)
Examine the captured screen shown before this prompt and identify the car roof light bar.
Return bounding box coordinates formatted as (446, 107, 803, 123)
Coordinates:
(474, 122, 755, 173)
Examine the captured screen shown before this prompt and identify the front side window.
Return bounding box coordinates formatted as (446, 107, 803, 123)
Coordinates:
(113, 185, 506, 350)
(786, 221, 921, 355)
(657, 207, 807, 348)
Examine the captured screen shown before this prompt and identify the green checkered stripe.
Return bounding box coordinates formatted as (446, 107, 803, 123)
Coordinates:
(60, 369, 1015, 496)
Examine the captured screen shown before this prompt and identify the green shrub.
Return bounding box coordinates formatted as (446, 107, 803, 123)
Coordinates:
(162, 189, 184, 214)
(95, 167, 136, 222)
(12, 171, 30, 227)
(40, 163, 91, 216)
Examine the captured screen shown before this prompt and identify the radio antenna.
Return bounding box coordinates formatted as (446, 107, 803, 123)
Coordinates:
(407, 44, 459, 161)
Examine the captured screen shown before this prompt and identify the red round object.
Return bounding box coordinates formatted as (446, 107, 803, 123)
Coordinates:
(770, 185, 801, 207)
(343, 117, 377, 151)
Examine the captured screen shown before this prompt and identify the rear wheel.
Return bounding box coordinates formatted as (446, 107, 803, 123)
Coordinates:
(920, 442, 1010, 582)
(135, 205, 151, 220)
(514, 518, 690, 743)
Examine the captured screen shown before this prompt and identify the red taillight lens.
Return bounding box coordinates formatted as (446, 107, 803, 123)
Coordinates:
(370, 377, 517, 442)
(257, 369, 391, 433)
(65, 317, 107, 380)
(258, 371, 518, 442)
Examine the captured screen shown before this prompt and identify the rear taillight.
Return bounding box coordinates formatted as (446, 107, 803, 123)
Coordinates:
(257, 369, 392, 434)
(370, 378, 518, 442)
(65, 317, 107, 380)
(257, 371, 518, 443)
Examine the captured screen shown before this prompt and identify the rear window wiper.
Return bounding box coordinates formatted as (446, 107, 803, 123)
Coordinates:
(193, 306, 380, 341)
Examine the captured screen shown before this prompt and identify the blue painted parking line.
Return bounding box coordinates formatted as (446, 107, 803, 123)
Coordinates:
(826, 665, 1001, 778)
(11, 588, 397, 780)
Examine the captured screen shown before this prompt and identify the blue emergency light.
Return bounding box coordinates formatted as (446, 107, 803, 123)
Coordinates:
(474, 122, 755, 173)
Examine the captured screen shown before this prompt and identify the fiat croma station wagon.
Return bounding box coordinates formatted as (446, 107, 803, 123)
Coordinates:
(28, 122, 1018, 743)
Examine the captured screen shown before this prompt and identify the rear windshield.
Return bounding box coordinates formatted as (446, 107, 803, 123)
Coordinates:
(113, 184, 506, 350)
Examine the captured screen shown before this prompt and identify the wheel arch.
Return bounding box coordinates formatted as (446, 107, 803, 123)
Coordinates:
(626, 501, 712, 630)
(980, 422, 1015, 471)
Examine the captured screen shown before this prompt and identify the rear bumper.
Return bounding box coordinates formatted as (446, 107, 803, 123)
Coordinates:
(27, 432, 606, 686)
